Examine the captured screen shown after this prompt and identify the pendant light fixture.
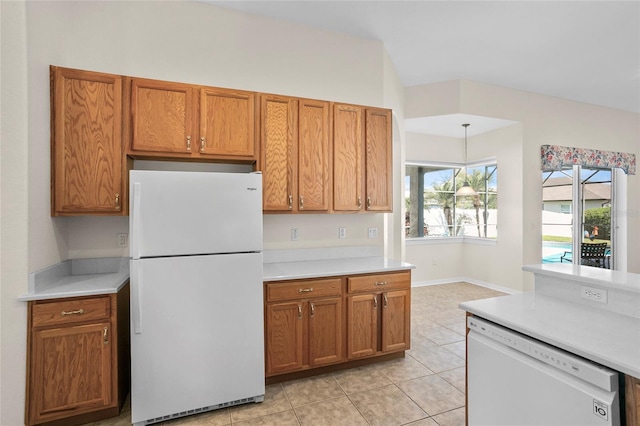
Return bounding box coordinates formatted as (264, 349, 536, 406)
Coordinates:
(456, 123, 478, 197)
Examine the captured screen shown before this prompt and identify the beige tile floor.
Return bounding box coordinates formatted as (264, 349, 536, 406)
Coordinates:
(89, 282, 505, 426)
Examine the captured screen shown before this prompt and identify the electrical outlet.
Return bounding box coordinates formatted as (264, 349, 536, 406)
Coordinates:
(339, 227, 346, 239)
(368, 227, 378, 239)
(581, 286, 607, 304)
(117, 233, 128, 248)
(291, 228, 299, 241)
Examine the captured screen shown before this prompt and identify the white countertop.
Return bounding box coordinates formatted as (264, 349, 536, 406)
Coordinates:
(263, 256, 414, 282)
(461, 264, 640, 378)
(18, 257, 130, 301)
(523, 263, 640, 293)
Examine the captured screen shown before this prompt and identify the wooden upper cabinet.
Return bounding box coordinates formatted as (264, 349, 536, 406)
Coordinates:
(200, 88, 255, 158)
(333, 104, 364, 211)
(261, 95, 297, 211)
(365, 108, 392, 212)
(51, 66, 125, 216)
(128, 78, 257, 161)
(260, 95, 331, 212)
(130, 79, 195, 154)
(298, 99, 331, 212)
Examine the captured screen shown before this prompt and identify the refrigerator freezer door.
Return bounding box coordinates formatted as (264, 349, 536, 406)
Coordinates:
(130, 253, 265, 424)
(130, 171, 262, 259)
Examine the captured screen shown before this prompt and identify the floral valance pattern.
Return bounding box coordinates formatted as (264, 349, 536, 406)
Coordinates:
(541, 145, 636, 175)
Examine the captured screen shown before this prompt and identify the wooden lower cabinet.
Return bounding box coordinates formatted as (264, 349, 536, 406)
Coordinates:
(25, 285, 130, 426)
(347, 273, 411, 359)
(265, 270, 411, 379)
(265, 278, 343, 376)
(627, 375, 640, 426)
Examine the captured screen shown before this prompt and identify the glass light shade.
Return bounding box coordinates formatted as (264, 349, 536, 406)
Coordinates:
(456, 181, 478, 196)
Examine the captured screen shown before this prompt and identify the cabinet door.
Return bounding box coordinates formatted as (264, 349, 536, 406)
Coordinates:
(333, 104, 364, 211)
(626, 375, 640, 426)
(381, 290, 410, 353)
(200, 87, 256, 159)
(30, 322, 112, 423)
(261, 95, 298, 211)
(308, 297, 343, 366)
(52, 67, 123, 215)
(365, 108, 392, 211)
(130, 79, 195, 154)
(298, 100, 331, 211)
(266, 301, 304, 375)
(347, 294, 378, 359)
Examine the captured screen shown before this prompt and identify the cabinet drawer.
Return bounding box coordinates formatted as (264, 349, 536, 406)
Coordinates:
(31, 296, 111, 328)
(266, 278, 342, 302)
(348, 271, 410, 293)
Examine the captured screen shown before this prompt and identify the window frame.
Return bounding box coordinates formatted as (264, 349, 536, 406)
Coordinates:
(405, 158, 498, 245)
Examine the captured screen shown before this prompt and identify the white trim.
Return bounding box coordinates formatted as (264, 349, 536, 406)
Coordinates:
(405, 236, 496, 246)
(411, 277, 521, 295)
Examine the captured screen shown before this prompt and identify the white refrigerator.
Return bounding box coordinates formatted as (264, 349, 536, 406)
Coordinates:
(129, 170, 265, 426)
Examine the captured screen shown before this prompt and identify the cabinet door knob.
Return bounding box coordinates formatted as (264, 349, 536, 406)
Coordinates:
(383, 293, 388, 308)
(357, 197, 362, 210)
(310, 302, 315, 318)
(298, 288, 314, 293)
(200, 137, 206, 153)
(299, 196, 304, 210)
(297, 304, 302, 319)
(288, 195, 293, 210)
(373, 297, 378, 309)
(375, 281, 387, 286)
(103, 327, 109, 345)
(115, 193, 120, 210)
(367, 197, 371, 209)
(186, 136, 192, 152)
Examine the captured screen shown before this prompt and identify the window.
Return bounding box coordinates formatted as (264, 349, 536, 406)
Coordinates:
(405, 162, 498, 240)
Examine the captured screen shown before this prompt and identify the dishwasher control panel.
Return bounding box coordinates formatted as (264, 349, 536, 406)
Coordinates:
(467, 316, 618, 391)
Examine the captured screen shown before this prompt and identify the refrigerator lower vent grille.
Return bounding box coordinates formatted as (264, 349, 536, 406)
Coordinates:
(140, 395, 265, 425)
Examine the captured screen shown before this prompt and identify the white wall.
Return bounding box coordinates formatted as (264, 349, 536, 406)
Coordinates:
(405, 79, 639, 290)
(403, 125, 525, 290)
(1, 2, 30, 423)
(2, 2, 404, 424)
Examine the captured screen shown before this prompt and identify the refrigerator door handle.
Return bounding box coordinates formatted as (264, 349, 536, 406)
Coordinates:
(131, 182, 142, 260)
(131, 262, 143, 334)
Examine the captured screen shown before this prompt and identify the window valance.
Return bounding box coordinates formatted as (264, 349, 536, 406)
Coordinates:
(541, 145, 636, 175)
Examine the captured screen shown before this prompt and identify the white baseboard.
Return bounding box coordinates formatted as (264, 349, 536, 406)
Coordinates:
(411, 277, 521, 295)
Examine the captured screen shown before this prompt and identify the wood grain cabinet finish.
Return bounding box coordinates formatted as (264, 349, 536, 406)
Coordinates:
(260, 95, 331, 212)
(347, 271, 410, 359)
(128, 78, 256, 161)
(265, 278, 344, 376)
(627, 375, 640, 426)
(333, 104, 392, 212)
(51, 66, 126, 216)
(25, 286, 130, 426)
(264, 271, 411, 378)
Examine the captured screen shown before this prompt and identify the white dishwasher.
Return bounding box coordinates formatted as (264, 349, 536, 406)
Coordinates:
(467, 316, 622, 426)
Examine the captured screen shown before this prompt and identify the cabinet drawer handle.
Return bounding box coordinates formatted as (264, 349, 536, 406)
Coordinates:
(299, 196, 304, 210)
(375, 281, 387, 286)
(297, 304, 302, 319)
(103, 327, 109, 345)
(200, 137, 206, 153)
(186, 136, 192, 152)
(310, 302, 315, 318)
(383, 293, 388, 308)
(367, 197, 371, 209)
(373, 297, 378, 309)
(288, 195, 293, 210)
(357, 197, 362, 210)
(115, 193, 120, 210)
(298, 288, 313, 293)
(61, 309, 84, 316)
